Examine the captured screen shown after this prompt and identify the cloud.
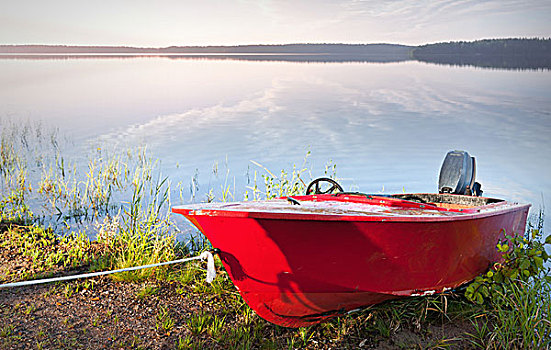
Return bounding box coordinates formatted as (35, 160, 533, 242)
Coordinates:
(1, 0, 550, 45)
(340, 0, 550, 21)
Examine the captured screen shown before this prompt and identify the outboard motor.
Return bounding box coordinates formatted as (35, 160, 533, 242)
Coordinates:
(438, 150, 482, 196)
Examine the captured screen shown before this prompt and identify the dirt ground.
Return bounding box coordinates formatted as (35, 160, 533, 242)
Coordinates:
(0, 236, 478, 350)
(0, 279, 477, 349)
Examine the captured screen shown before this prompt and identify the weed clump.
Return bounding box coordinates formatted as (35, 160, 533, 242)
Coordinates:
(465, 211, 551, 348)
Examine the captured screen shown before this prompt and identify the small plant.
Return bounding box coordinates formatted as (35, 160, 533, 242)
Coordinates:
(465, 214, 550, 304)
(239, 305, 257, 326)
(128, 335, 141, 348)
(23, 303, 36, 315)
(221, 326, 257, 349)
(63, 283, 75, 298)
(176, 335, 193, 349)
(0, 324, 15, 338)
(91, 316, 100, 327)
(286, 337, 297, 350)
(82, 279, 95, 290)
(136, 283, 159, 299)
(155, 305, 175, 333)
(206, 314, 226, 339)
(469, 326, 490, 349)
(296, 327, 315, 347)
(186, 313, 210, 336)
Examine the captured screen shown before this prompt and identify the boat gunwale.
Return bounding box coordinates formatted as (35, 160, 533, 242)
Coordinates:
(171, 193, 531, 223)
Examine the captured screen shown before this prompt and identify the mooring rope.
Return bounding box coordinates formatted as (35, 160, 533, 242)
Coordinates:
(0, 250, 216, 289)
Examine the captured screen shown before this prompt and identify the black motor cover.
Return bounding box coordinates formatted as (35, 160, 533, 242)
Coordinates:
(438, 150, 481, 196)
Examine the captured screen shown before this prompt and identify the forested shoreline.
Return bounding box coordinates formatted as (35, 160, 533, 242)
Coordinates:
(411, 38, 551, 69)
(2, 38, 549, 69)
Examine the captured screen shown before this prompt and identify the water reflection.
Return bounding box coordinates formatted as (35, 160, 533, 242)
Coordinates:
(414, 54, 551, 71)
(1, 53, 549, 70)
(0, 54, 411, 64)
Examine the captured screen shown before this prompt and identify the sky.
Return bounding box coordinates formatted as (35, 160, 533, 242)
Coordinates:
(1, 0, 550, 47)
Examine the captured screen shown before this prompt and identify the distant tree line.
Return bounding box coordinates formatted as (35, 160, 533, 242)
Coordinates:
(0, 44, 412, 55)
(411, 38, 551, 70)
(163, 44, 413, 55)
(412, 38, 551, 56)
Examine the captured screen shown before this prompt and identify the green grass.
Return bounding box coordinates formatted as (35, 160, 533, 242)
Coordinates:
(0, 324, 15, 338)
(471, 278, 551, 349)
(186, 312, 210, 336)
(0, 224, 95, 282)
(156, 305, 175, 333)
(136, 283, 159, 299)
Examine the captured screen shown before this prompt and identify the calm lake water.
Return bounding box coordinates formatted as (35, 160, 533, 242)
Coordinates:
(1, 56, 550, 231)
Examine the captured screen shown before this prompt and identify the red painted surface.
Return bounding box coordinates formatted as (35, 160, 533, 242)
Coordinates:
(172, 194, 530, 327)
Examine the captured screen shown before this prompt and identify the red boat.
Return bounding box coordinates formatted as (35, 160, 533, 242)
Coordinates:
(172, 151, 530, 327)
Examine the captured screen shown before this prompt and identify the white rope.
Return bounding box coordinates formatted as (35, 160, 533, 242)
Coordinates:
(200, 251, 216, 283)
(0, 251, 216, 289)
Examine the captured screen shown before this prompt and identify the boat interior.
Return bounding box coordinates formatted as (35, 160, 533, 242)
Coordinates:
(302, 150, 506, 212)
(391, 193, 503, 210)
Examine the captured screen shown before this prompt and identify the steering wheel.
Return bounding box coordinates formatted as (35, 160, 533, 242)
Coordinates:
(305, 177, 344, 195)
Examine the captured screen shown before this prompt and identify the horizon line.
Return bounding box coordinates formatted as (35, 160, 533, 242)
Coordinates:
(1, 37, 550, 48)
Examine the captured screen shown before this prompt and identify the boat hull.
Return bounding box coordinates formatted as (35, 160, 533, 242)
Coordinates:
(174, 195, 530, 327)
